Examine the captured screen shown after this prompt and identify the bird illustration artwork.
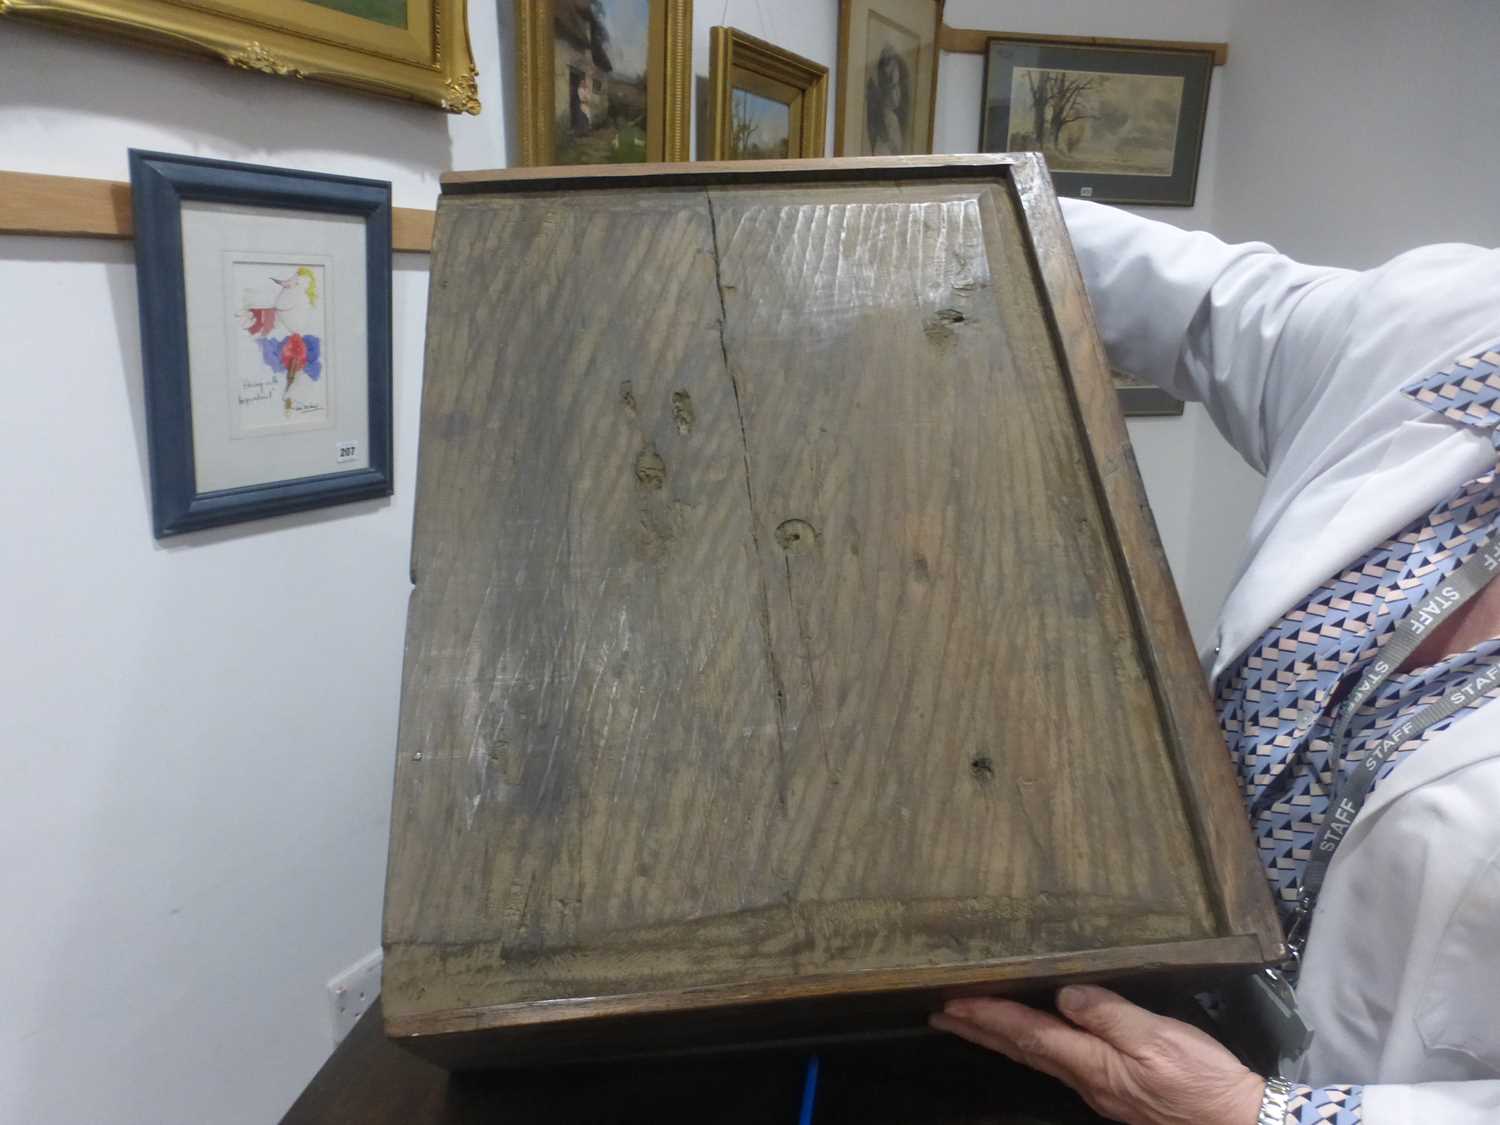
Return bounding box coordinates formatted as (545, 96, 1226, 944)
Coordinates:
(238, 266, 324, 417)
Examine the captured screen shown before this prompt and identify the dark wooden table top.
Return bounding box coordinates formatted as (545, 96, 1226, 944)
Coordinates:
(279, 998, 1108, 1125)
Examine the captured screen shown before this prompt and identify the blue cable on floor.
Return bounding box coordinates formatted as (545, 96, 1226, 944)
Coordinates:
(798, 1054, 820, 1125)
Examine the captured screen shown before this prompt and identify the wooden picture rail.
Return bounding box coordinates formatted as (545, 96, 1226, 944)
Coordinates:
(0, 169, 436, 252)
(938, 26, 1229, 66)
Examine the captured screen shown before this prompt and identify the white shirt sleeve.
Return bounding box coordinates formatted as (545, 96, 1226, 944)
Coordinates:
(1059, 197, 1357, 473)
(1364, 1080, 1500, 1123)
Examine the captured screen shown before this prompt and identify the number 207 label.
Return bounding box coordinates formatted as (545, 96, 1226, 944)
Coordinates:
(336, 441, 359, 464)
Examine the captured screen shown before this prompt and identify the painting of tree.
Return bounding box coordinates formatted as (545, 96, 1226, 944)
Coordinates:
(1019, 70, 1099, 151)
(979, 40, 1213, 204)
(1003, 66, 1182, 177)
(728, 89, 790, 159)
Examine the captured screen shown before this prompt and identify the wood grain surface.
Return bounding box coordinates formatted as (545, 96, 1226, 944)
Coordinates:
(384, 157, 1277, 1064)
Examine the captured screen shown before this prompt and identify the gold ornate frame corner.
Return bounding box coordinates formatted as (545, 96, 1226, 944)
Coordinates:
(0, 0, 480, 114)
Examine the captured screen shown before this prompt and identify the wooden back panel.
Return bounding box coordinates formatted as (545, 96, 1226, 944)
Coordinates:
(384, 157, 1279, 1066)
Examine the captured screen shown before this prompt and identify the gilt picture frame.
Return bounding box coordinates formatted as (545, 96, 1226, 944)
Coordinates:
(708, 27, 827, 160)
(979, 35, 1215, 206)
(834, 0, 942, 157)
(0, 0, 480, 113)
(516, 0, 692, 165)
(129, 151, 394, 538)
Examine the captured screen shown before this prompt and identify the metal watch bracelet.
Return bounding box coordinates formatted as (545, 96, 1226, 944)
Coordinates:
(1257, 1076, 1296, 1125)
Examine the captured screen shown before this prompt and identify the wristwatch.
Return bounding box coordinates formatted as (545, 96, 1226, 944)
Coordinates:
(1257, 1075, 1296, 1125)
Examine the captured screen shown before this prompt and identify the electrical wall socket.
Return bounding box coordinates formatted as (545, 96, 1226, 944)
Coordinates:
(326, 948, 382, 1046)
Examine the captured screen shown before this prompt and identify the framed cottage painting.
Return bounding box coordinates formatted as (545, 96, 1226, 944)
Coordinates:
(834, 0, 942, 156)
(707, 27, 828, 160)
(129, 151, 394, 537)
(0, 0, 479, 112)
(516, 0, 692, 164)
(980, 36, 1216, 206)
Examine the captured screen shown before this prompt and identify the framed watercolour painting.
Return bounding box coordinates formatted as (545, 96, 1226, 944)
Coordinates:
(979, 36, 1215, 206)
(129, 151, 394, 538)
(0, 0, 479, 113)
(708, 28, 828, 160)
(516, 0, 692, 165)
(834, 0, 942, 157)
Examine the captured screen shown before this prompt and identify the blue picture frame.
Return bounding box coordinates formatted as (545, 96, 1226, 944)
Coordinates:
(129, 150, 394, 537)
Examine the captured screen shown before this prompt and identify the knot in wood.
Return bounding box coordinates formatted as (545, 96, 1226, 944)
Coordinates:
(923, 307, 969, 349)
(635, 447, 666, 490)
(775, 518, 818, 551)
(671, 390, 695, 434)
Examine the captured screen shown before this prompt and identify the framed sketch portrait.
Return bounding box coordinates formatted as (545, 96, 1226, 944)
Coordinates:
(979, 36, 1216, 206)
(516, 0, 692, 165)
(0, 0, 479, 112)
(834, 0, 942, 157)
(708, 27, 828, 160)
(129, 151, 394, 537)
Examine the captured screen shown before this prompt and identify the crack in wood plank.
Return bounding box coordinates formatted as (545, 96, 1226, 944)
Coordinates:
(705, 188, 790, 813)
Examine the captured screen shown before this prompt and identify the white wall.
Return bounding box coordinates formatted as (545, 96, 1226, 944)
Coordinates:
(1213, 0, 1500, 268)
(0, 241, 430, 1125)
(0, 13, 499, 1124)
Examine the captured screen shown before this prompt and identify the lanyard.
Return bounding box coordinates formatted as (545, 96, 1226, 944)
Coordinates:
(1285, 531, 1500, 961)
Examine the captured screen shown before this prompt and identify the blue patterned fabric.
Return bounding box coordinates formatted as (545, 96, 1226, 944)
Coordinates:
(1217, 470, 1500, 924)
(1288, 1083, 1364, 1125)
(1403, 348, 1500, 428)
(1213, 344, 1500, 1117)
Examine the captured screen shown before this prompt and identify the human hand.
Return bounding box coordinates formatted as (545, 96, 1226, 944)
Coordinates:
(930, 984, 1265, 1125)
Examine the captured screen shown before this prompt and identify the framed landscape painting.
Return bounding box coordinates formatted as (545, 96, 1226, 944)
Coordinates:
(980, 36, 1214, 206)
(708, 27, 828, 160)
(834, 0, 942, 157)
(516, 0, 692, 164)
(0, 0, 479, 112)
(130, 151, 394, 537)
